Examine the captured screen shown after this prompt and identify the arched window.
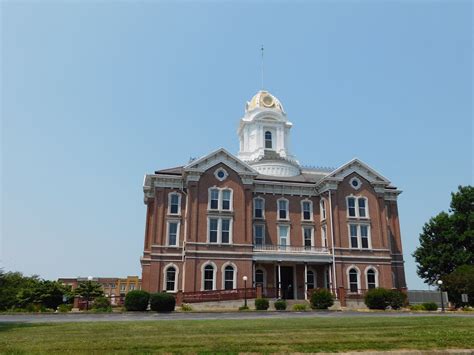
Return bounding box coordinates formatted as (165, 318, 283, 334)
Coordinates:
(255, 269, 264, 286)
(367, 268, 377, 289)
(349, 268, 359, 293)
(307, 270, 315, 290)
(203, 264, 215, 291)
(165, 266, 176, 292)
(265, 131, 272, 149)
(224, 265, 235, 290)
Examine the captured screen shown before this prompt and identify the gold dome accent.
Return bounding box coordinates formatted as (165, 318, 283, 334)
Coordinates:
(246, 91, 284, 113)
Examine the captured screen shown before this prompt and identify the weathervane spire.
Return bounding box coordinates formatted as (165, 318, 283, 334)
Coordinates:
(261, 44, 264, 90)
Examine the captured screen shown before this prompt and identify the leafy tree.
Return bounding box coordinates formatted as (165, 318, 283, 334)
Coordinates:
(413, 186, 473, 286)
(0, 271, 41, 310)
(74, 281, 104, 309)
(443, 265, 474, 308)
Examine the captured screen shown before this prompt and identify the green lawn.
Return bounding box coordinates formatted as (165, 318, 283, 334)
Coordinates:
(0, 317, 473, 354)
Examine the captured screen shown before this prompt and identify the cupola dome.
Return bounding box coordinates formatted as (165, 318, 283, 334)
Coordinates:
(246, 90, 285, 113)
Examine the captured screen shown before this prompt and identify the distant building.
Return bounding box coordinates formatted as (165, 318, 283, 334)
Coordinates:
(140, 91, 407, 303)
(58, 276, 141, 304)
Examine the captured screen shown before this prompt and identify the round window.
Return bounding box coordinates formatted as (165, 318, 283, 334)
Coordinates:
(350, 177, 361, 190)
(217, 170, 225, 179)
(352, 179, 359, 187)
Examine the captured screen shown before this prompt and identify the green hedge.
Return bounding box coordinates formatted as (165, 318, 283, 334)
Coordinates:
(422, 302, 438, 311)
(274, 299, 287, 310)
(310, 289, 334, 309)
(149, 292, 176, 312)
(124, 290, 150, 311)
(255, 298, 269, 310)
(364, 288, 407, 310)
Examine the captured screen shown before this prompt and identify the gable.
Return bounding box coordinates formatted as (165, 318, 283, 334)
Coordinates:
(320, 158, 391, 186)
(184, 148, 258, 176)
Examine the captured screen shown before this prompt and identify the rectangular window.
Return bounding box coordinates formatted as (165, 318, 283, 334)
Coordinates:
(358, 198, 366, 218)
(170, 194, 179, 214)
(361, 225, 369, 248)
(222, 190, 231, 210)
(204, 268, 214, 290)
(210, 189, 219, 210)
(278, 225, 289, 249)
(254, 225, 264, 245)
(321, 200, 326, 220)
(303, 227, 313, 249)
(221, 219, 230, 244)
(321, 225, 327, 248)
(278, 200, 288, 219)
(254, 198, 263, 218)
(168, 222, 178, 246)
(348, 197, 356, 217)
(129, 284, 135, 291)
(302, 201, 312, 220)
(209, 218, 218, 243)
(350, 224, 358, 248)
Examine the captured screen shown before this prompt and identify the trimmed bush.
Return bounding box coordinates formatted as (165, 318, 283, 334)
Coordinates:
(124, 290, 150, 311)
(292, 304, 308, 311)
(388, 290, 407, 310)
(422, 302, 438, 311)
(310, 289, 334, 309)
(92, 296, 112, 312)
(238, 305, 249, 311)
(150, 292, 176, 312)
(180, 303, 193, 312)
(274, 299, 287, 311)
(364, 288, 391, 310)
(58, 304, 73, 313)
(255, 298, 269, 311)
(409, 304, 425, 311)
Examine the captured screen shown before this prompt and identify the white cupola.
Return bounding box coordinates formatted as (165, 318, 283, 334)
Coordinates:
(237, 91, 300, 177)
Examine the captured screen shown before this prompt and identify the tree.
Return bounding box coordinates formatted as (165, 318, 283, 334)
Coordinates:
(0, 271, 41, 310)
(74, 281, 104, 310)
(443, 265, 474, 308)
(413, 186, 474, 286)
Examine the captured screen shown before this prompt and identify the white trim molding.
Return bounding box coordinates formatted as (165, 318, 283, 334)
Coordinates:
(301, 198, 313, 222)
(221, 261, 238, 290)
(346, 265, 361, 294)
(365, 266, 379, 289)
(201, 261, 218, 291)
(163, 263, 179, 292)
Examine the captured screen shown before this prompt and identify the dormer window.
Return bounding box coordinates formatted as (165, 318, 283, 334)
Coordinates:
(265, 131, 272, 149)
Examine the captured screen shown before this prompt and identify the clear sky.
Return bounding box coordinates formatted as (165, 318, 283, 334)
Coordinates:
(1, 1, 472, 290)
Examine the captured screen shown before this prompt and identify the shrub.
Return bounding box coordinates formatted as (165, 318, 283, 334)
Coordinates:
(238, 305, 249, 311)
(149, 292, 175, 312)
(409, 304, 425, 311)
(388, 290, 407, 310)
(422, 302, 438, 311)
(92, 296, 112, 312)
(292, 304, 308, 311)
(310, 289, 334, 309)
(58, 304, 72, 313)
(364, 288, 392, 310)
(180, 303, 193, 312)
(274, 299, 287, 310)
(255, 298, 269, 311)
(124, 290, 150, 311)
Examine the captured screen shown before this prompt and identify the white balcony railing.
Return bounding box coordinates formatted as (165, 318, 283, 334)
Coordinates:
(253, 244, 330, 254)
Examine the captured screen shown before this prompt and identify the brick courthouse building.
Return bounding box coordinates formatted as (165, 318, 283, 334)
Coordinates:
(140, 91, 407, 303)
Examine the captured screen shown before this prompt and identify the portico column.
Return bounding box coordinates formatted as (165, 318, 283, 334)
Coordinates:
(304, 263, 308, 301)
(277, 262, 282, 299)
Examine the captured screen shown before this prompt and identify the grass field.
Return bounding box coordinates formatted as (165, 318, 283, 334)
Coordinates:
(0, 317, 473, 353)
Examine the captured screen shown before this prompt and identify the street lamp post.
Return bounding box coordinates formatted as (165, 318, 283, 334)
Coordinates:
(243, 276, 248, 308)
(437, 280, 444, 312)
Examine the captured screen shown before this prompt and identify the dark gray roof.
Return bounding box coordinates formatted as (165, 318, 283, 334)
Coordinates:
(154, 166, 184, 175)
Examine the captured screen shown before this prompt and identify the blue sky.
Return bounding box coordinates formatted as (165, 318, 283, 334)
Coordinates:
(1, 1, 472, 290)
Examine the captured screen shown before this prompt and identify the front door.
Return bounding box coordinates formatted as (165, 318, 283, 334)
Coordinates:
(277, 266, 294, 299)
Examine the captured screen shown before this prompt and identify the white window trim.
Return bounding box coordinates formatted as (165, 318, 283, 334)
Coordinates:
(166, 220, 181, 247)
(278, 224, 291, 247)
(306, 267, 317, 289)
(347, 223, 372, 250)
(346, 265, 361, 294)
(264, 129, 274, 150)
(253, 197, 265, 219)
(253, 223, 265, 245)
(207, 217, 233, 244)
(321, 225, 328, 248)
(221, 262, 238, 290)
(302, 226, 314, 247)
(201, 261, 217, 291)
(365, 266, 379, 289)
(167, 192, 181, 216)
(214, 167, 228, 181)
(254, 267, 267, 287)
(346, 195, 370, 219)
(320, 198, 327, 221)
(208, 186, 234, 212)
(277, 197, 289, 221)
(163, 263, 179, 293)
(349, 177, 362, 190)
(301, 199, 313, 222)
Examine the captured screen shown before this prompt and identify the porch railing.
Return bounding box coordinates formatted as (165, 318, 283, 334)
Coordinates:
(181, 288, 256, 304)
(253, 244, 330, 254)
